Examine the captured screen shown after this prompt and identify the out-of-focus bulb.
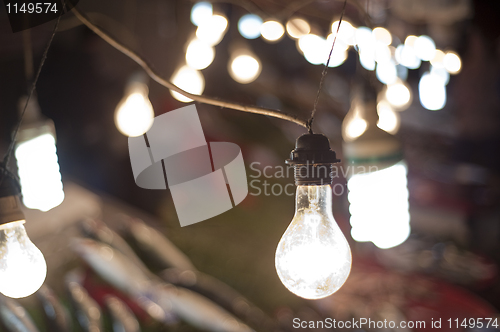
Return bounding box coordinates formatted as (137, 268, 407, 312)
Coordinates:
(260, 20, 284, 42)
(170, 65, 205, 102)
(348, 161, 410, 249)
(286, 18, 310, 39)
(114, 82, 154, 137)
(185, 38, 215, 70)
(385, 80, 411, 109)
(443, 51, 461, 74)
(0, 220, 47, 298)
(238, 14, 263, 39)
(190, 2, 212, 26)
(275, 185, 352, 300)
(228, 53, 261, 84)
(196, 15, 228, 46)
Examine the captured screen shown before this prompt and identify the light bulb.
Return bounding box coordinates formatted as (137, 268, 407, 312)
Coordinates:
(276, 185, 351, 299)
(0, 220, 47, 298)
(115, 81, 154, 137)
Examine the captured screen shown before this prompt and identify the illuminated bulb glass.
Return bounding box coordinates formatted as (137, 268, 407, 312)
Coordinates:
(15, 133, 64, 211)
(196, 15, 228, 46)
(419, 72, 446, 110)
(0, 220, 47, 298)
(185, 38, 215, 70)
(238, 14, 263, 39)
(170, 65, 205, 103)
(286, 18, 310, 39)
(348, 161, 410, 249)
(331, 20, 356, 45)
(114, 83, 154, 137)
(377, 101, 400, 134)
(443, 51, 461, 74)
(229, 54, 261, 84)
(359, 50, 375, 71)
(355, 26, 374, 48)
(376, 60, 397, 85)
(276, 185, 351, 299)
(430, 49, 445, 68)
(372, 27, 392, 46)
(260, 20, 284, 42)
(395, 44, 421, 69)
(414, 35, 436, 61)
(190, 2, 212, 26)
(385, 81, 411, 109)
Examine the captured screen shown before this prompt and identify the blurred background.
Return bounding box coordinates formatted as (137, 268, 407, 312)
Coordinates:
(0, 0, 499, 331)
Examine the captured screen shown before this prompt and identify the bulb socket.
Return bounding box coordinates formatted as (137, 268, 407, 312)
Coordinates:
(286, 133, 340, 186)
(0, 170, 25, 226)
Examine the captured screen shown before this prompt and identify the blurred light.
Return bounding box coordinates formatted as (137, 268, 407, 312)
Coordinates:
(115, 83, 155, 137)
(376, 60, 397, 85)
(344, 118, 368, 140)
(325, 33, 348, 67)
(238, 14, 263, 39)
(374, 44, 391, 63)
(190, 2, 212, 26)
(404, 35, 418, 47)
(326, 33, 349, 52)
(196, 15, 228, 46)
(185, 38, 215, 70)
(372, 27, 392, 46)
(419, 72, 446, 110)
(16, 133, 64, 211)
(430, 65, 450, 85)
(396, 64, 408, 80)
(430, 49, 445, 68)
(414, 35, 436, 61)
(286, 18, 310, 39)
(331, 20, 356, 45)
(298, 34, 326, 65)
(170, 65, 205, 102)
(443, 51, 461, 74)
(229, 54, 261, 84)
(260, 20, 285, 42)
(359, 50, 375, 71)
(377, 101, 400, 134)
(348, 161, 410, 249)
(385, 80, 411, 109)
(395, 44, 421, 69)
(355, 26, 374, 48)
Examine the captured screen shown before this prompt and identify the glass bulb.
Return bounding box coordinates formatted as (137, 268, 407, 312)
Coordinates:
(0, 220, 47, 298)
(275, 185, 352, 299)
(114, 83, 154, 137)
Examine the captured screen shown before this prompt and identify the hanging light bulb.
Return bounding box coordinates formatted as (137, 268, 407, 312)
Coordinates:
(15, 97, 64, 212)
(114, 73, 155, 137)
(342, 79, 410, 249)
(276, 134, 352, 300)
(0, 174, 47, 298)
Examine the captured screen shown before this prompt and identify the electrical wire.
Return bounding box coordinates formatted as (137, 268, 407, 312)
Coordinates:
(306, 0, 347, 134)
(70, 6, 309, 129)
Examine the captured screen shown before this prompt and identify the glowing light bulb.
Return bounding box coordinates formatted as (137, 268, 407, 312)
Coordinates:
(348, 161, 410, 249)
(372, 27, 392, 46)
(331, 20, 355, 45)
(228, 53, 261, 84)
(419, 72, 446, 110)
(276, 185, 352, 299)
(196, 15, 228, 46)
(286, 18, 310, 39)
(443, 51, 461, 74)
(114, 81, 154, 137)
(185, 38, 215, 70)
(238, 14, 263, 39)
(385, 80, 411, 109)
(377, 101, 400, 134)
(190, 2, 212, 26)
(170, 65, 205, 102)
(260, 20, 284, 42)
(414, 35, 436, 61)
(0, 220, 47, 298)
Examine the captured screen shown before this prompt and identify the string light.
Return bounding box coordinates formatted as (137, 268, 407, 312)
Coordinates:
(419, 72, 447, 111)
(114, 75, 155, 137)
(185, 38, 215, 70)
(15, 97, 64, 212)
(238, 14, 263, 39)
(190, 2, 213, 26)
(414, 35, 436, 61)
(385, 79, 412, 109)
(372, 27, 392, 46)
(170, 65, 205, 103)
(260, 20, 285, 42)
(443, 51, 462, 74)
(228, 50, 261, 84)
(286, 18, 310, 39)
(196, 14, 228, 46)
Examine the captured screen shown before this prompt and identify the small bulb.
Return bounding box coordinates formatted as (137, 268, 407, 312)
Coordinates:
(275, 185, 352, 299)
(114, 82, 154, 137)
(0, 220, 47, 298)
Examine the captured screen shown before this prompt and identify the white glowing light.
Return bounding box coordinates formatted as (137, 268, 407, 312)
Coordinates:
(238, 14, 263, 39)
(345, 117, 368, 139)
(185, 38, 215, 70)
(374, 44, 391, 63)
(348, 161, 410, 249)
(276, 185, 351, 299)
(377, 101, 400, 134)
(419, 72, 447, 111)
(430, 49, 445, 68)
(260, 20, 284, 42)
(298, 34, 326, 65)
(372, 27, 392, 46)
(355, 26, 374, 48)
(170, 65, 205, 103)
(414, 35, 436, 61)
(229, 54, 261, 84)
(395, 45, 420, 69)
(196, 15, 228, 46)
(443, 51, 461, 74)
(286, 18, 310, 39)
(430, 65, 450, 85)
(331, 20, 356, 45)
(114, 83, 154, 137)
(359, 50, 375, 71)
(190, 2, 213, 26)
(385, 81, 411, 109)
(15, 133, 64, 211)
(376, 60, 397, 85)
(0, 220, 47, 298)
